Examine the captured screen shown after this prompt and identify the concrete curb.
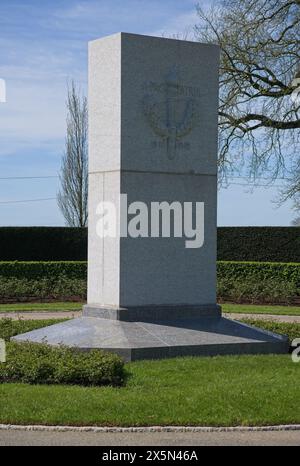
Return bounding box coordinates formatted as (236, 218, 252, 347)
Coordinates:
(0, 424, 299, 433)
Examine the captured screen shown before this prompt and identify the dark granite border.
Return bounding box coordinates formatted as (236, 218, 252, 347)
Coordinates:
(82, 303, 222, 322)
(71, 340, 288, 362)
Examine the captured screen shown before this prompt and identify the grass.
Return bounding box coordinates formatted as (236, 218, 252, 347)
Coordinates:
(0, 354, 299, 427)
(0, 318, 299, 427)
(222, 303, 300, 316)
(0, 302, 83, 313)
(1, 302, 300, 316)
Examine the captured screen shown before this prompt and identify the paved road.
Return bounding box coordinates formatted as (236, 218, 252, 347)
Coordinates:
(1, 311, 300, 323)
(0, 429, 299, 446)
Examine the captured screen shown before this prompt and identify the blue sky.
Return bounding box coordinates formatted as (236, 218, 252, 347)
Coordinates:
(0, 0, 293, 226)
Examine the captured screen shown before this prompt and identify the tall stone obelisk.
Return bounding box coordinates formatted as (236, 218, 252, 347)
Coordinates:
(14, 33, 288, 360)
(85, 32, 220, 318)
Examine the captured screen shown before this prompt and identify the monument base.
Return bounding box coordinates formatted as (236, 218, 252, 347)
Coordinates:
(82, 303, 222, 321)
(13, 309, 288, 361)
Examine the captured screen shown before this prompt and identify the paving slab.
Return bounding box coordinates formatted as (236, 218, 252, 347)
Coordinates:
(12, 315, 288, 361)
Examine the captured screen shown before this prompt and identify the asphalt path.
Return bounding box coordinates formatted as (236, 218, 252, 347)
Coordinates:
(0, 429, 299, 446)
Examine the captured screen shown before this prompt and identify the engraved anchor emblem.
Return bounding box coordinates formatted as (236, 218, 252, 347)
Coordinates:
(142, 67, 199, 160)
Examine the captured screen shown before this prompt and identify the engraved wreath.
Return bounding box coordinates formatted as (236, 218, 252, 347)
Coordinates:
(142, 67, 200, 160)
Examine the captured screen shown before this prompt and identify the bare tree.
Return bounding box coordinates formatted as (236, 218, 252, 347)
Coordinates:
(291, 216, 300, 225)
(281, 153, 300, 198)
(283, 158, 300, 223)
(195, 0, 300, 187)
(58, 82, 88, 227)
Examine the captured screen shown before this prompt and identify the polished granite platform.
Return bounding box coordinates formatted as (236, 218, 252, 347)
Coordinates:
(13, 313, 288, 361)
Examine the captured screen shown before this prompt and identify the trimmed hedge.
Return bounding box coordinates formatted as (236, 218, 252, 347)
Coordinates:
(0, 318, 68, 342)
(0, 227, 87, 261)
(240, 319, 300, 345)
(0, 319, 125, 386)
(0, 260, 299, 303)
(217, 261, 300, 304)
(0, 341, 125, 386)
(0, 261, 87, 280)
(0, 227, 299, 262)
(0, 260, 299, 285)
(217, 261, 300, 287)
(0, 262, 86, 300)
(0, 277, 87, 300)
(218, 227, 300, 262)
(217, 277, 298, 304)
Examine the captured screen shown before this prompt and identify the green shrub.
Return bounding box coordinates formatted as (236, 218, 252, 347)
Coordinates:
(0, 260, 299, 303)
(240, 319, 300, 344)
(0, 277, 87, 300)
(0, 261, 86, 280)
(0, 318, 67, 341)
(0, 341, 125, 386)
(0, 262, 86, 300)
(1, 260, 299, 285)
(0, 318, 125, 387)
(1, 226, 299, 262)
(217, 261, 300, 303)
(217, 277, 298, 304)
(0, 227, 87, 261)
(217, 261, 300, 287)
(218, 227, 300, 262)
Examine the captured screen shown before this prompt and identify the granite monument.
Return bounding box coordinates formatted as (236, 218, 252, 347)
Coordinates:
(14, 33, 288, 360)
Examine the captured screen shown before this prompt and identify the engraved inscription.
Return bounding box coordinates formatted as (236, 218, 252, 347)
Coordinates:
(142, 66, 200, 160)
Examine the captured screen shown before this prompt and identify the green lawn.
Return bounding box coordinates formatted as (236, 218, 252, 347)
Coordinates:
(1, 302, 299, 316)
(0, 302, 83, 313)
(0, 354, 299, 427)
(222, 303, 300, 316)
(0, 318, 299, 427)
